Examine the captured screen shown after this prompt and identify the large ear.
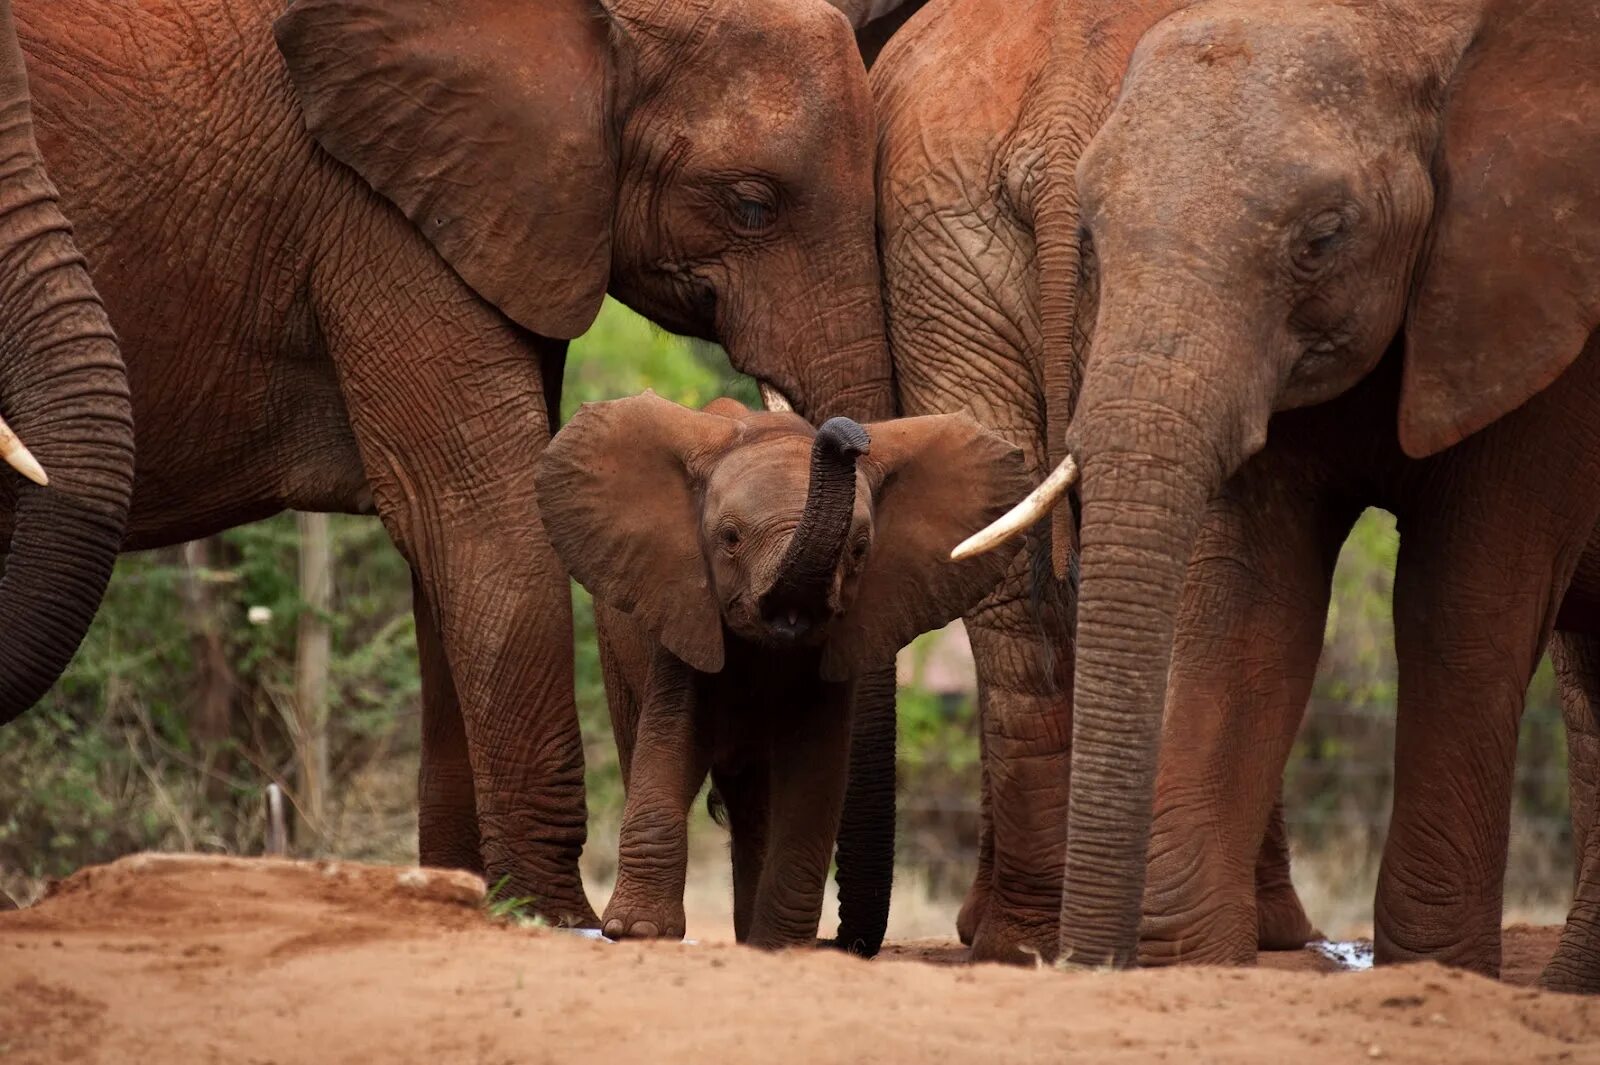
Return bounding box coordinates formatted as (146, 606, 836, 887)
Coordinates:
(536, 392, 740, 673)
(274, 0, 613, 340)
(822, 414, 1031, 680)
(1400, 0, 1600, 458)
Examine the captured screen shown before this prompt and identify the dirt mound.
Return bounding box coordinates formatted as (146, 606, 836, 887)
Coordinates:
(2, 854, 1597, 1064)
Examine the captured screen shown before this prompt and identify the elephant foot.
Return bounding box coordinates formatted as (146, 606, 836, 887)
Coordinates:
(600, 883, 685, 941)
(1540, 954, 1600, 995)
(956, 877, 989, 947)
(1256, 882, 1318, 951)
(484, 869, 599, 930)
(968, 904, 1056, 966)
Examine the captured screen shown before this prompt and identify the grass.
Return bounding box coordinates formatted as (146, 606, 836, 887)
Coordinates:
(483, 874, 545, 927)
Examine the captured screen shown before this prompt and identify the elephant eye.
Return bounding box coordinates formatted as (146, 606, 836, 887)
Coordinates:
(725, 182, 778, 235)
(719, 524, 742, 552)
(1292, 211, 1349, 276)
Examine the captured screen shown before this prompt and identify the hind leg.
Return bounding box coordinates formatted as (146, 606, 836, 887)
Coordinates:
(1542, 630, 1600, 992)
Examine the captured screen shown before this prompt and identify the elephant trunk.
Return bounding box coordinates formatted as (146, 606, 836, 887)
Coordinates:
(759, 417, 870, 637)
(1054, 301, 1269, 966)
(830, 663, 896, 956)
(0, 0, 135, 724)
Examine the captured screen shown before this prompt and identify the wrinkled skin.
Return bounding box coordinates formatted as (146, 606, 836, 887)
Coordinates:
(15, 0, 898, 927)
(535, 394, 1027, 948)
(0, 0, 133, 723)
(871, 0, 1315, 963)
(1035, 0, 1600, 971)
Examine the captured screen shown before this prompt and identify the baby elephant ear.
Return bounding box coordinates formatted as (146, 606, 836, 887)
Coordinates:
(1401, 0, 1600, 458)
(536, 393, 740, 673)
(274, 0, 614, 340)
(822, 414, 1031, 680)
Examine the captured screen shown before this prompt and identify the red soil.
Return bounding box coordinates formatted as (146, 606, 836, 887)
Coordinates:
(1, 853, 1594, 1064)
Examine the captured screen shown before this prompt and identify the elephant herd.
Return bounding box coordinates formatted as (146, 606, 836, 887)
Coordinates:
(1, 0, 1599, 993)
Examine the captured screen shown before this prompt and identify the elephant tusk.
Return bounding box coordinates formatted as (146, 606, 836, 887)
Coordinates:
(950, 453, 1077, 562)
(759, 382, 794, 414)
(0, 414, 47, 486)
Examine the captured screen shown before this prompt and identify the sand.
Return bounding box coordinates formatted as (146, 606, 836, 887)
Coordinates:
(1, 853, 1595, 1064)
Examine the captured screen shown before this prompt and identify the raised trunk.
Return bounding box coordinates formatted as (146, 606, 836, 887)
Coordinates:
(0, 0, 134, 724)
(760, 416, 870, 631)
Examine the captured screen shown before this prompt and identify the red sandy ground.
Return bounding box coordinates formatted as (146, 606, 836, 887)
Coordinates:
(0, 854, 1593, 1064)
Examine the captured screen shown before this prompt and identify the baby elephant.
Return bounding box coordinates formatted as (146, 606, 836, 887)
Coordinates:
(537, 393, 1027, 948)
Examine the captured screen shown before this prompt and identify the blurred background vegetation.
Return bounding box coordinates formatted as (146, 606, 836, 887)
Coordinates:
(0, 300, 1574, 935)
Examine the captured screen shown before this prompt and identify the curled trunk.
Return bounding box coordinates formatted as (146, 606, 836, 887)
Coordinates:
(0, 0, 135, 723)
(760, 416, 870, 626)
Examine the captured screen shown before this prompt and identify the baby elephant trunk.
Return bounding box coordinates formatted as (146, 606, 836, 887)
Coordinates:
(760, 417, 871, 641)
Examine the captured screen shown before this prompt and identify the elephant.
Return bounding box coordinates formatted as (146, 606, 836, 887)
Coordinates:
(0, 0, 133, 723)
(959, 0, 1600, 973)
(869, 0, 1316, 963)
(535, 392, 1027, 948)
(9, 0, 914, 928)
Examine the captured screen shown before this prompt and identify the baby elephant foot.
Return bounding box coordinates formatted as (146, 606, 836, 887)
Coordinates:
(601, 885, 686, 941)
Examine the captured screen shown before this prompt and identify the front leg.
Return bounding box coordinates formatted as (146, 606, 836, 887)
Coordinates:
(961, 547, 1074, 964)
(319, 245, 593, 925)
(1143, 458, 1355, 965)
(748, 680, 854, 950)
(603, 648, 709, 941)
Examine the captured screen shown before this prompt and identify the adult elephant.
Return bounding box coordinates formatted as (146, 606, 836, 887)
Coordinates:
(871, 0, 1315, 962)
(0, 0, 133, 723)
(13, 0, 905, 929)
(962, 0, 1600, 973)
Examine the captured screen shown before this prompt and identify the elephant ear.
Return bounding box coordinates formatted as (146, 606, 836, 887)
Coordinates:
(1400, 0, 1600, 458)
(536, 392, 740, 673)
(821, 414, 1031, 681)
(274, 0, 613, 340)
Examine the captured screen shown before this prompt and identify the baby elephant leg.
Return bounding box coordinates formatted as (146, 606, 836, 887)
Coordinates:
(711, 764, 771, 944)
(603, 650, 709, 941)
(747, 683, 854, 950)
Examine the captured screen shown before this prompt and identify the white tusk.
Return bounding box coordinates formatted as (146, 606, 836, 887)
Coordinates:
(759, 382, 794, 414)
(0, 413, 46, 486)
(950, 454, 1077, 562)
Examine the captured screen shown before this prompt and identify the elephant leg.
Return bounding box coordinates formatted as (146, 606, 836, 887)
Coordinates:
(1543, 629, 1600, 993)
(961, 544, 1073, 965)
(603, 650, 708, 941)
(1255, 791, 1317, 950)
(1379, 517, 1565, 976)
(413, 571, 481, 874)
(321, 260, 594, 926)
(1141, 466, 1353, 966)
(956, 728, 996, 948)
(712, 763, 771, 944)
(748, 683, 854, 950)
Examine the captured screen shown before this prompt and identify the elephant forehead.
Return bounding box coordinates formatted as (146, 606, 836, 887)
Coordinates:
(705, 437, 815, 515)
(703, 436, 874, 528)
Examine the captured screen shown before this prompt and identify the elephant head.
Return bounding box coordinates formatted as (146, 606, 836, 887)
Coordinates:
(273, 0, 914, 424)
(535, 392, 1029, 676)
(0, 0, 134, 723)
(957, 0, 1600, 966)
